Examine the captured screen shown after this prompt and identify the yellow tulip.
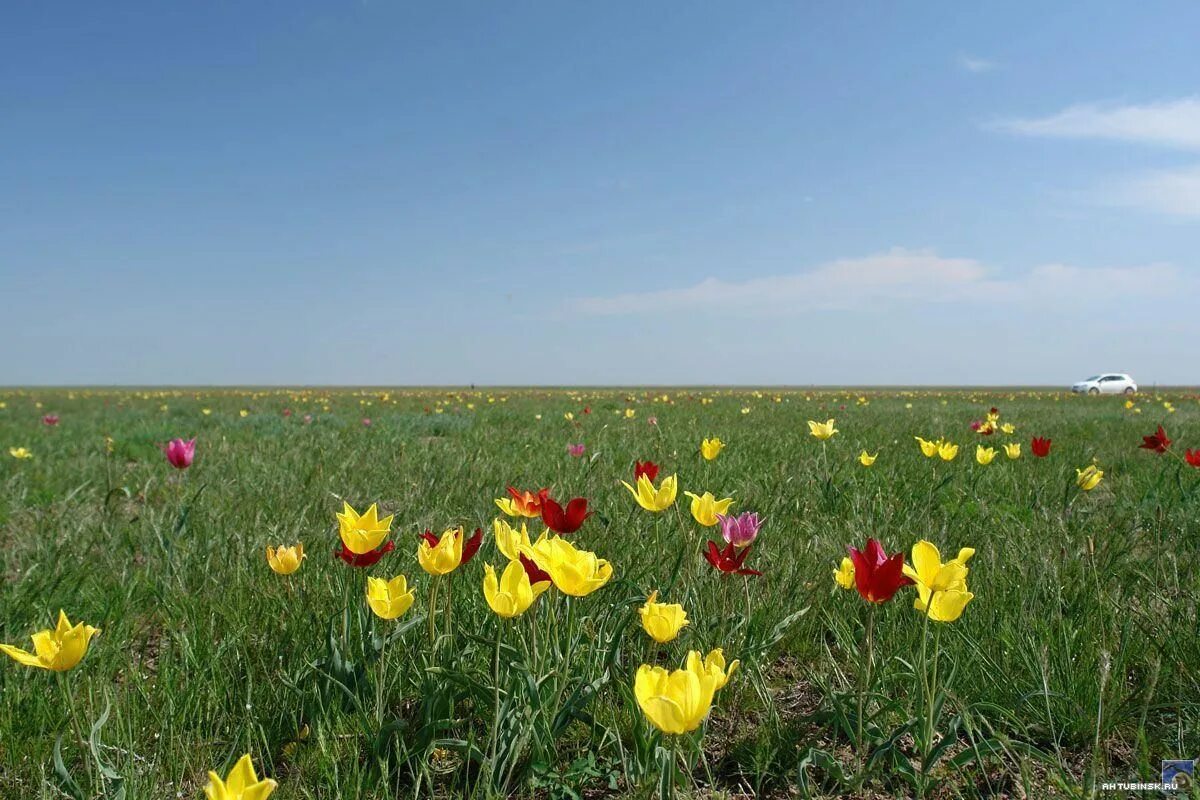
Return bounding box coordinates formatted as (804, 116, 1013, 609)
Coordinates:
(833, 557, 855, 589)
(621, 474, 678, 512)
(915, 436, 940, 457)
(975, 445, 996, 465)
(1076, 464, 1104, 491)
(937, 441, 959, 461)
(8, 447, 32, 460)
(634, 649, 738, 734)
(687, 648, 739, 690)
(418, 527, 465, 576)
(336, 502, 393, 555)
(901, 541, 975, 622)
(1000, 423, 1015, 434)
(520, 536, 612, 597)
(683, 491, 734, 527)
(700, 437, 725, 461)
(366, 575, 416, 620)
(492, 518, 535, 561)
(266, 543, 305, 575)
(858, 450, 877, 467)
(1003, 443, 1021, 460)
(1, 611, 100, 672)
(203, 753, 277, 800)
(638, 591, 689, 643)
(808, 419, 838, 440)
(482, 561, 537, 618)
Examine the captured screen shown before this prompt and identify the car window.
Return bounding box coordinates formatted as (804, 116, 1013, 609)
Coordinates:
(1085, 375, 1100, 381)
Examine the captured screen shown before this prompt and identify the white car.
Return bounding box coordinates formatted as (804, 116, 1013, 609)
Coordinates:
(1072, 373, 1137, 395)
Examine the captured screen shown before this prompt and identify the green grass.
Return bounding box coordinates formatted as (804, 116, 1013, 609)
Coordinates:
(1, 387, 1197, 798)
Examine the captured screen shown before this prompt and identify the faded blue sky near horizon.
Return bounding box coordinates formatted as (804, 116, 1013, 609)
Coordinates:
(3, 2, 1199, 386)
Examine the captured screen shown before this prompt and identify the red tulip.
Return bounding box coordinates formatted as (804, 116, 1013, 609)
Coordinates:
(336, 540, 394, 567)
(42, 414, 59, 426)
(634, 460, 659, 483)
(519, 553, 552, 585)
(1031, 437, 1052, 458)
(1140, 425, 1171, 454)
(847, 538, 913, 603)
(1186, 449, 1200, 468)
(541, 497, 590, 534)
(703, 540, 762, 576)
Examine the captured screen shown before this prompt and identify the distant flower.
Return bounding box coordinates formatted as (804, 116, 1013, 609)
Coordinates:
(1003, 443, 1021, 460)
(361, 417, 371, 427)
(1140, 425, 1171, 454)
(302, 414, 313, 424)
(282, 408, 292, 417)
(163, 437, 196, 469)
(1031, 437, 1052, 458)
(495, 487, 548, 518)
(266, 544, 305, 575)
(833, 557, 855, 589)
(239, 409, 249, 418)
(336, 540, 394, 567)
(703, 541, 762, 576)
(717, 511, 763, 547)
(937, 441, 959, 461)
(647, 416, 658, 426)
(634, 460, 659, 483)
(8, 447, 32, 460)
(622, 474, 678, 512)
(915, 436, 940, 458)
(1186, 449, 1200, 468)
(808, 419, 838, 440)
(1000, 423, 1015, 435)
(41, 414, 59, 426)
(858, 450, 877, 467)
(541, 496, 591, 534)
(1076, 464, 1104, 491)
(975, 445, 996, 465)
(567, 443, 586, 458)
(700, 437, 725, 461)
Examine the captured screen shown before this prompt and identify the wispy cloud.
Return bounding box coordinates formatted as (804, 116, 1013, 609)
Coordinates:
(1102, 164, 1200, 218)
(571, 248, 1180, 316)
(993, 97, 1200, 150)
(958, 54, 999, 73)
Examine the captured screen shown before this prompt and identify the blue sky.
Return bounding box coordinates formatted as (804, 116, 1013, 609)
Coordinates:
(3, 2, 1198, 386)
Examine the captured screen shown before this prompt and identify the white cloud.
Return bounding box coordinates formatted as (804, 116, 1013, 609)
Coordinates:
(994, 97, 1200, 150)
(572, 248, 1180, 316)
(1103, 164, 1200, 217)
(958, 54, 999, 73)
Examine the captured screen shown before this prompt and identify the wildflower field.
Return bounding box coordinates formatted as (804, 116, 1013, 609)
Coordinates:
(1, 387, 1197, 799)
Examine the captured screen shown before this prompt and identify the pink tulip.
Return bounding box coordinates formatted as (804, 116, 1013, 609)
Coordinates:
(163, 438, 196, 469)
(362, 417, 372, 427)
(567, 443, 586, 458)
(42, 414, 59, 426)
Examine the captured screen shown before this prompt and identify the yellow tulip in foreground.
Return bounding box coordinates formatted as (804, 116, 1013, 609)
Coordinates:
(1076, 464, 1104, 491)
(621, 474, 678, 512)
(700, 437, 725, 461)
(483, 561, 540, 618)
(266, 543, 305, 575)
(634, 648, 737, 734)
(808, 419, 838, 440)
(858, 450, 877, 467)
(336, 502, 393, 555)
(9, 447, 33, 460)
(1003, 442, 1021, 460)
(1, 611, 100, 672)
(975, 445, 995, 465)
(366, 575, 416, 620)
(418, 527, 466, 576)
(204, 753, 277, 800)
(683, 491, 734, 527)
(521, 536, 612, 596)
(902, 541, 975, 622)
(833, 557, 855, 589)
(639, 591, 689, 643)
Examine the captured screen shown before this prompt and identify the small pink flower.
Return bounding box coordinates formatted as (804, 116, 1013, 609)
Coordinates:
(282, 408, 293, 417)
(303, 414, 313, 424)
(362, 418, 372, 427)
(163, 438, 196, 469)
(567, 443, 586, 458)
(717, 511, 764, 548)
(42, 414, 59, 426)
(647, 416, 658, 426)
